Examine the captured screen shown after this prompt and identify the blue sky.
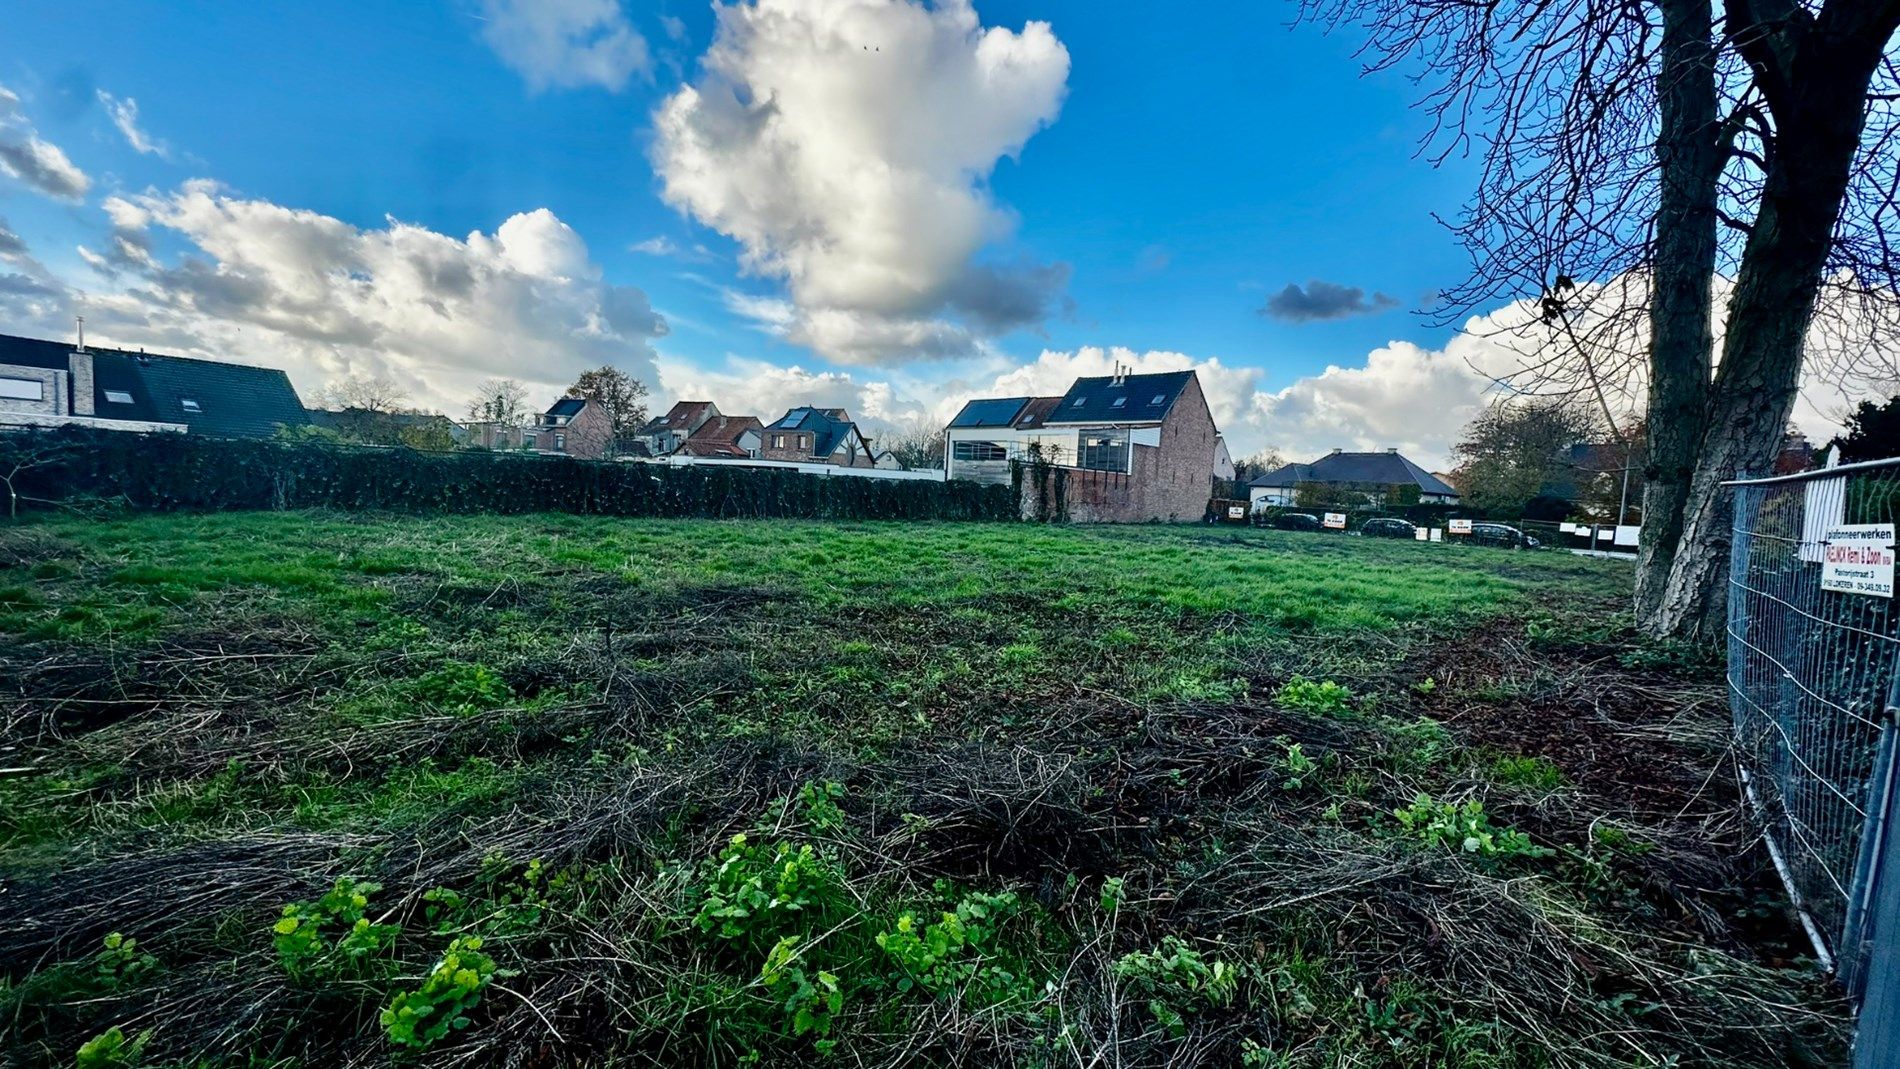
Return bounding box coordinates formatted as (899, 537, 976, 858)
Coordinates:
(0, 0, 1546, 466)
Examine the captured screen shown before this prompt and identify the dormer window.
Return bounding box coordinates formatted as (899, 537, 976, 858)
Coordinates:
(180, 398, 202, 413)
(104, 390, 133, 404)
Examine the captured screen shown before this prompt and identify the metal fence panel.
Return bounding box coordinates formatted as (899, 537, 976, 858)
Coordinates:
(1726, 457, 1900, 993)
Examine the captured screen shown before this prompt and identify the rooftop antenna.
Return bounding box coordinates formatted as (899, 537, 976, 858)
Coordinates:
(74, 315, 85, 353)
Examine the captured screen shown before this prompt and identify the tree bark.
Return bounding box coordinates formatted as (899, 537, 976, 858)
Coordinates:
(1652, 0, 1900, 639)
(1636, 0, 1722, 625)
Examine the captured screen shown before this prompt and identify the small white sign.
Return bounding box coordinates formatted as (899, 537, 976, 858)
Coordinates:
(1414, 527, 1428, 541)
(1323, 512, 1347, 530)
(1429, 528, 1443, 542)
(1226, 505, 1245, 521)
(1448, 519, 1473, 535)
(1822, 524, 1895, 598)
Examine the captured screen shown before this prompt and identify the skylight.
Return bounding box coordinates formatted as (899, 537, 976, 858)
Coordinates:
(1071, 397, 1085, 406)
(1111, 397, 1127, 408)
(1149, 394, 1166, 405)
(180, 398, 202, 413)
(104, 390, 133, 404)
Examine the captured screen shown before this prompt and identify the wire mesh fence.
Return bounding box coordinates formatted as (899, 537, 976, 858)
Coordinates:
(1726, 457, 1900, 994)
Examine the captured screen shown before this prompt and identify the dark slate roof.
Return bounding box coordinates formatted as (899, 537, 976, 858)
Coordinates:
(1043, 371, 1195, 425)
(1250, 451, 1459, 497)
(546, 397, 587, 418)
(1012, 396, 1064, 429)
(768, 406, 862, 456)
(0, 331, 307, 438)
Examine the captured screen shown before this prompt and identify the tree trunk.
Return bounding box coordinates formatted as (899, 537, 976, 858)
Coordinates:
(1651, 3, 1898, 639)
(1635, 0, 1721, 625)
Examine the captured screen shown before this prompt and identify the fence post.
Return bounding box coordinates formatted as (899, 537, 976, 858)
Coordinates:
(1853, 672, 1900, 1069)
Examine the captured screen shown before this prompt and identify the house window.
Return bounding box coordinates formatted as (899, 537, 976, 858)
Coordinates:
(104, 390, 133, 404)
(1079, 433, 1128, 473)
(180, 398, 202, 413)
(0, 376, 44, 401)
(523, 433, 537, 448)
(773, 434, 786, 448)
(1111, 396, 1127, 409)
(554, 432, 566, 451)
(952, 441, 1007, 462)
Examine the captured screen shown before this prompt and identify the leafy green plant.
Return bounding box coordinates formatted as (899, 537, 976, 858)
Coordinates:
(1275, 677, 1353, 716)
(694, 834, 850, 952)
(799, 781, 847, 833)
(272, 879, 399, 980)
(382, 935, 506, 1049)
(411, 661, 513, 714)
(1392, 795, 1552, 860)
(760, 936, 843, 1052)
(94, 933, 156, 990)
(1114, 937, 1239, 1036)
(876, 887, 1036, 1007)
(75, 1026, 147, 1069)
(1278, 740, 1317, 790)
(1098, 876, 1126, 915)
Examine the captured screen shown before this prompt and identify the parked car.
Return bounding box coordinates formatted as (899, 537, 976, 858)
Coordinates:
(1468, 523, 1541, 549)
(1268, 512, 1322, 532)
(1361, 517, 1418, 540)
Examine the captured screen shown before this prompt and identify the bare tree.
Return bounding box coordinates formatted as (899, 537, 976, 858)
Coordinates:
(1305, 0, 1900, 639)
(882, 414, 947, 471)
(466, 378, 530, 428)
(313, 372, 406, 413)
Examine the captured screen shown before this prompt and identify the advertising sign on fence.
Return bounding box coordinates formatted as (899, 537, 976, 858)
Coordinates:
(1414, 527, 1428, 541)
(1822, 523, 1896, 598)
(1448, 519, 1472, 535)
(1323, 512, 1346, 530)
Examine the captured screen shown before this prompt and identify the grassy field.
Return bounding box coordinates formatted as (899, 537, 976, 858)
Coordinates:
(0, 513, 1849, 1067)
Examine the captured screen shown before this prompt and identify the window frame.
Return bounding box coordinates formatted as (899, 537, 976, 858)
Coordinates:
(0, 376, 45, 402)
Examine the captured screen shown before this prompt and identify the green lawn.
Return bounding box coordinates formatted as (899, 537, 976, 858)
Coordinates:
(0, 513, 1844, 1068)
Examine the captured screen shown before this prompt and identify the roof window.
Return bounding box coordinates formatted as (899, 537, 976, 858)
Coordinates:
(1071, 397, 1086, 407)
(1149, 394, 1166, 405)
(104, 390, 134, 404)
(1111, 396, 1127, 408)
(180, 398, 202, 413)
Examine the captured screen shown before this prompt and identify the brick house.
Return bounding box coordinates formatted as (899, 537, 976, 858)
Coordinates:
(634, 400, 719, 456)
(523, 397, 613, 459)
(946, 369, 1221, 522)
(758, 407, 877, 467)
(677, 413, 765, 458)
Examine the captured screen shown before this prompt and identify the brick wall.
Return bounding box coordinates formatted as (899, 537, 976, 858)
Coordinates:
(1015, 376, 1219, 523)
(558, 402, 614, 460)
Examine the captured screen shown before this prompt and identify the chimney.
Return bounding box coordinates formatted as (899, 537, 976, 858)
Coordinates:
(1330, 447, 1342, 454)
(69, 316, 94, 416)
(1386, 447, 1398, 454)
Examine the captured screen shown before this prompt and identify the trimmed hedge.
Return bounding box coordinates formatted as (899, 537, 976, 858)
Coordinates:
(2, 428, 1015, 522)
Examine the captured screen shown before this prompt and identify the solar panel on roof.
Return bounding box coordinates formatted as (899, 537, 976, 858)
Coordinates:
(949, 397, 1029, 428)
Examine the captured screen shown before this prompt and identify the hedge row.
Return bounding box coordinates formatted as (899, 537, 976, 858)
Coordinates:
(3, 428, 1017, 522)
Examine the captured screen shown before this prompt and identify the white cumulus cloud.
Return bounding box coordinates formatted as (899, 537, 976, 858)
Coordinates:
(0, 85, 91, 201)
(651, 0, 1071, 365)
(0, 181, 666, 415)
(479, 0, 652, 92)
